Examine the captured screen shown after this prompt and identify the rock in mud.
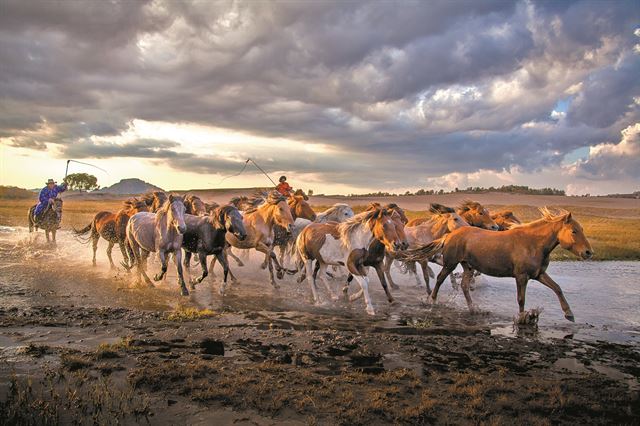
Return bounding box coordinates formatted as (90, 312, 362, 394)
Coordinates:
(200, 338, 225, 356)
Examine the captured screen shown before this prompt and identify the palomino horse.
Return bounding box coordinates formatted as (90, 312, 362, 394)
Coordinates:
(408, 201, 498, 230)
(182, 205, 247, 294)
(142, 191, 168, 213)
(390, 206, 469, 292)
(28, 198, 63, 243)
(400, 208, 593, 321)
(296, 206, 405, 315)
(73, 198, 148, 268)
(220, 191, 295, 288)
(125, 195, 189, 295)
(491, 210, 522, 230)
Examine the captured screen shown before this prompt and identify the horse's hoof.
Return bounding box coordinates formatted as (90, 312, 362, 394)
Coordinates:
(565, 313, 575, 322)
(390, 283, 400, 290)
(180, 286, 189, 296)
(276, 270, 284, 280)
(365, 306, 376, 316)
(153, 274, 163, 282)
(237, 261, 245, 267)
(387, 296, 395, 304)
(260, 263, 267, 270)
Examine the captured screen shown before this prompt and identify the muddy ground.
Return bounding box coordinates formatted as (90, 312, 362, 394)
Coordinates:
(0, 232, 639, 425)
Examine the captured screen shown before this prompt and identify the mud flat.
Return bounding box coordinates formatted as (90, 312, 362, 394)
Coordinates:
(0, 228, 639, 424)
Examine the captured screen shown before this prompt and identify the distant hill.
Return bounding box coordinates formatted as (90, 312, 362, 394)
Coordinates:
(0, 185, 34, 199)
(97, 178, 164, 195)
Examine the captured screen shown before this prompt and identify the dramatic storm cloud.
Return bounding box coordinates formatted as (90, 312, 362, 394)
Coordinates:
(1, 0, 639, 193)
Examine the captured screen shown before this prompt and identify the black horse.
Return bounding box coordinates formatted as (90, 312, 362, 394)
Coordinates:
(182, 205, 247, 293)
(28, 198, 63, 243)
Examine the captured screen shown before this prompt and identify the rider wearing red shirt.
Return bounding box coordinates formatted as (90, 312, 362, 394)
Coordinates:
(276, 175, 293, 196)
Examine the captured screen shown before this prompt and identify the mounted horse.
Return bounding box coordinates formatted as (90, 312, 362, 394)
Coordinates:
(125, 195, 189, 295)
(217, 191, 295, 288)
(182, 205, 247, 294)
(28, 198, 63, 243)
(399, 208, 593, 321)
(296, 205, 405, 315)
(73, 197, 149, 268)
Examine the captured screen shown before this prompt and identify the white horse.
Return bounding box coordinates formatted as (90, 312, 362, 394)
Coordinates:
(125, 195, 188, 295)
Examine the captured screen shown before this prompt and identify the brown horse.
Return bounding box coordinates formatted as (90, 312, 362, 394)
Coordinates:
(408, 201, 498, 230)
(270, 195, 317, 267)
(125, 195, 189, 295)
(74, 198, 149, 268)
(400, 208, 593, 321)
(220, 191, 295, 288)
(391, 207, 469, 292)
(491, 210, 522, 230)
(142, 191, 168, 213)
(184, 194, 207, 216)
(296, 206, 404, 315)
(28, 198, 63, 243)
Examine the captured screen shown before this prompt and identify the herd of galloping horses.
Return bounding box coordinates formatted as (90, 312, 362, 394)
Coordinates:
(67, 189, 593, 321)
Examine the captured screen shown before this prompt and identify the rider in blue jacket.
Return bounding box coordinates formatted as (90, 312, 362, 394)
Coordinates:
(34, 179, 67, 222)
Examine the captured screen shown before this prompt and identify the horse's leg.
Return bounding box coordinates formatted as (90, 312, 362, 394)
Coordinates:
(536, 272, 574, 322)
(305, 260, 320, 303)
(106, 241, 116, 269)
(374, 263, 394, 303)
(316, 263, 338, 301)
(190, 251, 207, 287)
(216, 252, 232, 295)
(460, 263, 476, 313)
(51, 229, 56, 244)
(431, 263, 457, 303)
(255, 243, 278, 288)
(45, 230, 50, 243)
(154, 250, 168, 281)
(383, 253, 400, 290)
(353, 275, 375, 315)
(278, 244, 287, 269)
(515, 273, 529, 316)
(260, 250, 269, 269)
(420, 261, 432, 295)
(227, 247, 244, 267)
(173, 249, 189, 296)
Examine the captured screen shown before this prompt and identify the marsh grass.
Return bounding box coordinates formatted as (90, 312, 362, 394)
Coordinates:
(166, 305, 216, 322)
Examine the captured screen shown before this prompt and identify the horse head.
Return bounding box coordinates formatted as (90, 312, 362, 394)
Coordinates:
(491, 210, 521, 230)
(185, 194, 207, 216)
(369, 207, 404, 254)
(269, 192, 294, 233)
(556, 212, 593, 260)
(457, 200, 499, 230)
(289, 195, 316, 221)
(216, 205, 247, 241)
(445, 212, 469, 232)
(167, 194, 187, 234)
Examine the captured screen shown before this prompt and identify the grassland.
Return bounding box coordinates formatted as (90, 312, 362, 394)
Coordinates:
(1, 197, 639, 261)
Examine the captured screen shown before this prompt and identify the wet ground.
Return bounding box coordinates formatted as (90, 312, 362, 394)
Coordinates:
(1, 227, 639, 424)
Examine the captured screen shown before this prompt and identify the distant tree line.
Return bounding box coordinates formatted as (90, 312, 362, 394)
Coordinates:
(349, 185, 566, 197)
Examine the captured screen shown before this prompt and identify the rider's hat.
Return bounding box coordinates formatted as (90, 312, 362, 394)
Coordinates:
(279, 175, 287, 182)
(46, 179, 56, 185)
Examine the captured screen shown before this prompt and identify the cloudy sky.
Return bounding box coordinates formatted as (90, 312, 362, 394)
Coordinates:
(1, 0, 639, 195)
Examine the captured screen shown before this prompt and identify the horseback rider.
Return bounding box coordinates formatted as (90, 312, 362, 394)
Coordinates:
(33, 178, 67, 225)
(276, 175, 293, 197)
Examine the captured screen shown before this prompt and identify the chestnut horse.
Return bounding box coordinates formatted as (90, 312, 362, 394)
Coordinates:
(391, 207, 469, 292)
(407, 201, 498, 230)
(125, 195, 188, 295)
(219, 191, 295, 288)
(491, 210, 522, 230)
(184, 194, 207, 216)
(296, 206, 405, 315)
(399, 208, 593, 321)
(74, 198, 149, 268)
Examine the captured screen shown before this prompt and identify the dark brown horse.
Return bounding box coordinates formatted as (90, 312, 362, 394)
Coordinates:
(28, 198, 63, 243)
(182, 205, 247, 294)
(142, 191, 168, 213)
(74, 198, 149, 268)
(400, 208, 593, 321)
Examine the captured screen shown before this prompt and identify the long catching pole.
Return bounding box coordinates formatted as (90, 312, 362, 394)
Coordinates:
(248, 158, 277, 187)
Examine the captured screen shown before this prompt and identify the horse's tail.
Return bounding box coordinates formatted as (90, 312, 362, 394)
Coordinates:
(72, 219, 95, 244)
(396, 236, 447, 263)
(120, 234, 136, 271)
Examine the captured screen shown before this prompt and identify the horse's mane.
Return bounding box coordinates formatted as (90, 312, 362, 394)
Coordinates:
(122, 197, 145, 210)
(210, 204, 238, 229)
(142, 191, 167, 206)
(538, 207, 570, 222)
(338, 207, 385, 247)
(244, 191, 285, 213)
(430, 203, 455, 214)
(491, 210, 513, 218)
(457, 200, 484, 212)
(157, 195, 183, 219)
